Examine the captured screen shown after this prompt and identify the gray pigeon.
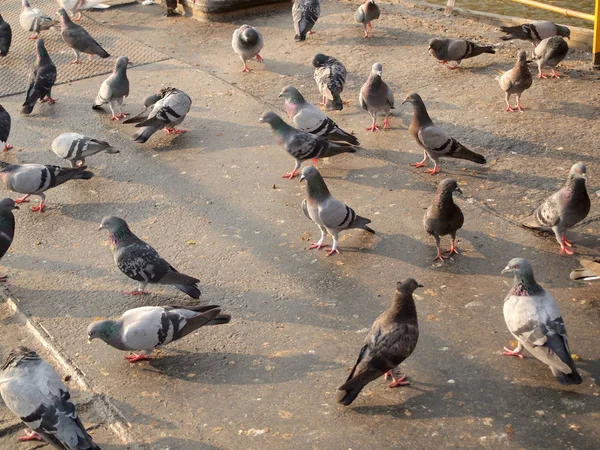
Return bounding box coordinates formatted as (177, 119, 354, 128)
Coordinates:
(58, 8, 109, 63)
(428, 38, 495, 69)
(92, 56, 132, 120)
(259, 111, 356, 179)
(88, 304, 231, 363)
(359, 62, 394, 131)
(52, 133, 119, 167)
(501, 258, 582, 385)
(521, 162, 589, 255)
(498, 50, 533, 112)
(0, 162, 93, 212)
(355, 0, 380, 38)
(300, 165, 374, 255)
(337, 279, 421, 406)
(121, 89, 167, 126)
(231, 24, 264, 72)
(531, 36, 568, 79)
(0, 346, 101, 448)
(0, 198, 18, 282)
(19, 0, 57, 40)
(402, 93, 486, 174)
(278, 86, 359, 145)
(0, 104, 12, 151)
(21, 38, 57, 115)
(292, 0, 320, 41)
(0, 14, 12, 57)
(500, 20, 570, 44)
(423, 179, 463, 262)
(99, 216, 201, 298)
(570, 259, 600, 281)
(312, 53, 346, 111)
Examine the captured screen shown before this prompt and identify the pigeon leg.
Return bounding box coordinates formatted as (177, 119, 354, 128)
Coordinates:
(30, 195, 46, 213)
(505, 93, 515, 112)
(242, 62, 251, 73)
(312, 158, 319, 168)
(3, 144, 13, 152)
(502, 344, 524, 358)
(109, 101, 119, 120)
(88, 54, 94, 61)
(384, 370, 392, 380)
(18, 429, 43, 441)
(559, 242, 574, 255)
(28, 34, 39, 40)
(432, 236, 448, 262)
(438, 60, 447, 65)
(446, 238, 459, 255)
(551, 69, 561, 78)
(255, 54, 264, 63)
(366, 116, 379, 132)
(74, 11, 82, 22)
(71, 49, 80, 64)
(308, 228, 329, 250)
(515, 95, 525, 112)
(382, 115, 391, 130)
(282, 160, 301, 179)
(327, 234, 340, 256)
(14, 195, 31, 205)
(388, 374, 410, 388)
(116, 104, 129, 119)
(561, 235, 573, 247)
(424, 162, 440, 175)
(308, 30, 315, 35)
(447, 62, 460, 70)
(538, 71, 548, 79)
(411, 152, 428, 168)
(125, 353, 150, 363)
(40, 96, 58, 104)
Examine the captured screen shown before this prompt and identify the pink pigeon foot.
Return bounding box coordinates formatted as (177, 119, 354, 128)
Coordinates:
(446, 239, 459, 256)
(382, 117, 391, 130)
(123, 290, 149, 296)
(327, 248, 340, 256)
(256, 54, 263, 63)
(40, 97, 58, 104)
(88, 54, 94, 61)
(3, 144, 13, 152)
(384, 370, 392, 380)
(560, 243, 574, 255)
(388, 374, 410, 388)
(424, 165, 440, 175)
(308, 30, 315, 35)
(505, 105, 515, 112)
(125, 354, 150, 363)
(165, 127, 185, 135)
(308, 243, 329, 250)
(438, 60, 447, 65)
(447, 65, 459, 70)
(18, 430, 43, 442)
(28, 34, 39, 40)
(15, 196, 30, 205)
(539, 73, 548, 79)
(30, 201, 46, 212)
(242, 64, 251, 72)
(562, 237, 573, 247)
(366, 124, 379, 132)
(551, 69, 561, 78)
(410, 159, 428, 168)
(433, 248, 448, 262)
(71, 59, 80, 64)
(502, 346, 524, 358)
(282, 170, 299, 179)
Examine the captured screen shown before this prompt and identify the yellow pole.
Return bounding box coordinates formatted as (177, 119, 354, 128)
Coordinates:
(505, 0, 595, 22)
(594, 0, 600, 66)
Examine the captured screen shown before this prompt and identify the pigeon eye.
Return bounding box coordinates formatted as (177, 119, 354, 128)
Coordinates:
(514, 264, 519, 269)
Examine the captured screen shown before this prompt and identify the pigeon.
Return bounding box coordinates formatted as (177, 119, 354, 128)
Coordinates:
(99, 216, 201, 298)
(402, 93, 486, 174)
(501, 258, 582, 385)
(21, 38, 57, 115)
(531, 36, 569, 79)
(92, 56, 132, 120)
(52, 133, 119, 167)
(0, 14, 12, 57)
(19, 0, 57, 40)
(521, 162, 589, 255)
(300, 165, 374, 255)
(499, 20, 570, 44)
(278, 86, 359, 145)
(570, 259, 600, 281)
(259, 111, 356, 179)
(355, 0, 380, 38)
(359, 62, 394, 131)
(497, 50, 533, 112)
(423, 178, 463, 262)
(58, 8, 109, 63)
(0, 198, 18, 282)
(58, 0, 110, 22)
(0, 161, 93, 212)
(231, 24, 264, 73)
(428, 38, 495, 69)
(312, 53, 347, 111)
(292, 0, 320, 41)
(0, 104, 12, 151)
(87, 304, 231, 362)
(0, 346, 101, 448)
(121, 89, 167, 125)
(123, 88, 191, 143)
(337, 279, 421, 406)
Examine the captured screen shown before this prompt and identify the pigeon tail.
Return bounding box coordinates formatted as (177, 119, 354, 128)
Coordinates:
(499, 25, 528, 40)
(336, 368, 383, 406)
(451, 142, 486, 164)
(160, 270, 201, 298)
(174, 308, 222, 340)
(133, 126, 160, 143)
(173, 283, 201, 299)
(327, 93, 343, 111)
(471, 45, 496, 57)
(327, 128, 359, 146)
(321, 142, 357, 158)
(55, 166, 93, 185)
(352, 215, 375, 233)
(551, 366, 582, 385)
(207, 313, 232, 325)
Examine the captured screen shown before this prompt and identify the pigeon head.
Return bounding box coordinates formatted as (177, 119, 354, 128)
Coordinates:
(371, 62, 383, 77)
(1, 346, 38, 371)
(0, 198, 18, 212)
(258, 111, 286, 127)
(278, 86, 304, 103)
(87, 320, 120, 344)
(568, 162, 587, 181)
(557, 25, 570, 39)
(516, 50, 528, 64)
(99, 216, 130, 235)
(401, 93, 422, 106)
(501, 258, 542, 295)
(501, 258, 534, 277)
(115, 56, 133, 71)
(36, 38, 49, 59)
(437, 178, 462, 195)
(428, 38, 442, 51)
(300, 165, 330, 196)
(396, 278, 424, 294)
(312, 53, 329, 68)
(299, 165, 320, 182)
(57, 8, 70, 23)
(22, 0, 31, 10)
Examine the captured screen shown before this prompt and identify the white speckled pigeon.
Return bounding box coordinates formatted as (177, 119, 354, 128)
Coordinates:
(0, 162, 92, 212)
(337, 279, 421, 406)
(231, 24, 264, 73)
(355, 0, 380, 38)
(52, 133, 118, 167)
(92, 56, 131, 120)
(0, 198, 18, 282)
(312, 53, 347, 111)
(428, 38, 495, 69)
(21, 38, 57, 115)
(292, 0, 320, 41)
(359, 62, 394, 131)
(99, 216, 201, 298)
(278, 86, 359, 145)
(402, 93, 486, 174)
(19, 0, 57, 40)
(500, 20, 570, 44)
(58, 0, 110, 22)
(497, 50, 533, 112)
(0, 346, 101, 448)
(570, 259, 600, 281)
(531, 36, 568, 79)
(300, 165, 374, 255)
(87, 304, 231, 363)
(521, 162, 589, 255)
(0, 104, 12, 152)
(58, 8, 109, 63)
(0, 14, 12, 57)
(501, 258, 582, 385)
(259, 111, 356, 179)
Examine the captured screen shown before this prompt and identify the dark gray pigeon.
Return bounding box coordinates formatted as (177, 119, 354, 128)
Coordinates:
(0, 14, 12, 57)
(531, 36, 568, 79)
(231, 24, 264, 72)
(292, 0, 320, 41)
(501, 258, 582, 385)
(337, 279, 421, 406)
(359, 62, 394, 131)
(92, 56, 132, 120)
(52, 133, 118, 167)
(278, 86, 359, 145)
(0, 104, 12, 151)
(300, 165, 374, 255)
(428, 38, 495, 69)
(424, 179, 463, 262)
(570, 259, 600, 281)
(0, 346, 101, 448)
(259, 111, 356, 179)
(500, 20, 570, 44)
(0, 162, 93, 212)
(19, 0, 57, 40)
(0, 198, 18, 282)
(58, 8, 109, 63)
(99, 216, 201, 298)
(88, 304, 231, 363)
(403, 93, 486, 174)
(355, 0, 380, 38)
(497, 50, 533, 112)
(312, 53, 346, 111)
(21, 38, 57, 115)
(521, 162, 589, 255)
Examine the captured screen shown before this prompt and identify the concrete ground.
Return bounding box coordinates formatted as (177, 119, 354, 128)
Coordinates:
(0, 1, 599, 449)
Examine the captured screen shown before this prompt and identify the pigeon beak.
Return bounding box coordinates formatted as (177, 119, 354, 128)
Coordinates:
(501, 266, 511, 274)
(455, 187, 463, 194)
(581, 173, 587, 180)
(401, 99, 409, 105)
(87, 337, 92, 344)
(128, 60, 133, 67)
(258, 118, 264, 123)
(300, 175, 306, 182)
(12, 205, 19, 210)
(377, 71, 382, 77)
(417, 283, 424, 288)
(98, 224, 104, 231)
